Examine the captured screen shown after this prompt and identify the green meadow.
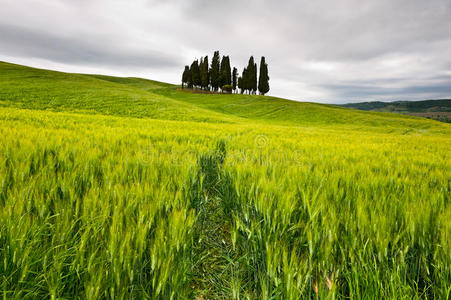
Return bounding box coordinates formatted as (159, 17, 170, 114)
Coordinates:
(0, 61, 450, 299)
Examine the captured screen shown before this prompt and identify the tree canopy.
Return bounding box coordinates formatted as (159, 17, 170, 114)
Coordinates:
(258, 56, 270, 95)
(210, 51, 220, 91)
(201, 56, 209, 90)
(181, 51, 269, 95)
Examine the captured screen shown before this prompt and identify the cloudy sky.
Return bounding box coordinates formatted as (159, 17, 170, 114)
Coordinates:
(1, 0, 451, 103)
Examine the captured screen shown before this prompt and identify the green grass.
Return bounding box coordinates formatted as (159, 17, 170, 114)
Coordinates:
(2, 61, 448, 131)
(0, 62, 237, 123)
(0, 61, 450, 299)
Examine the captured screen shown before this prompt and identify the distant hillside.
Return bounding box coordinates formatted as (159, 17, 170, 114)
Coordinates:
(340, 99, 451, 123)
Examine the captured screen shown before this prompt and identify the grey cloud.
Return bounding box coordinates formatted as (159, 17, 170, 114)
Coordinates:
(172, 0, 451, 62)
(0, 22, 180, 69)
(1, 0, 451, 102)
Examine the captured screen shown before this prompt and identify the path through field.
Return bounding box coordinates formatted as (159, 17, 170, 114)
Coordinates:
(189, 142, 243, 298)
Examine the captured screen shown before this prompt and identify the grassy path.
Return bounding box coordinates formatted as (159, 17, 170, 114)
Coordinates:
(189, 142, 243, 299)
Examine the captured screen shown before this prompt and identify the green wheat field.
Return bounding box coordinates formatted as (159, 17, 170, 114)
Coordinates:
(0, 61, 450, 299)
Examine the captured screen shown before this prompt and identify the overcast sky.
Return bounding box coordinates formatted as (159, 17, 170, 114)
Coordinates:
(1, 0, 451, 103)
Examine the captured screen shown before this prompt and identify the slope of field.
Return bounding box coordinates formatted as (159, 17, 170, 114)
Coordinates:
(87, 72, 450, 131)
(154, 88, 444, 130)
(2, 61, 448, 132)
(0, 62, 450, 299)
(0, 62, 238, 123)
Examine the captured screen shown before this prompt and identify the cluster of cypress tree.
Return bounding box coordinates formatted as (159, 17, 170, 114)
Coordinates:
(182, 51, 270, 95)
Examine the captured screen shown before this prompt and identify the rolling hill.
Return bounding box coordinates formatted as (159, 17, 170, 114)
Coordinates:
(0, 61, 450, 299)
(1, 61, 448, 131)
(341, 99, 451, 123)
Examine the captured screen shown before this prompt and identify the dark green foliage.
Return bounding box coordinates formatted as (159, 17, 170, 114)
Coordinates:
(258, 56, 270, 95)
(191, 60, 201, 88)
(182, 52, 269, 95)
(201, 56, 209, 90)
(219, 56, 231, 90)
(237, 76, 243, 94)
(254, 63, 257, 93)
(238, 57, 258, 94)
(252, 64, 257, 94)
(224, 57, 231, 86)
(210, 51, 221, 91)
(246, 56, 257, 95)
(199, 57, 209, 91)
(199, 57, 204, 86)
(182, 65, 190, 89)
(232, 67, 238, 93)
(219, 56, 225, 88)
(187, 65, 193, 88)
(241, 67, 249, 94)
(187, 68, 193, 88)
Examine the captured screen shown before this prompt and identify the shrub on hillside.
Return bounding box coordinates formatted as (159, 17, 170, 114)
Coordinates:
(222, 85, 233, 93)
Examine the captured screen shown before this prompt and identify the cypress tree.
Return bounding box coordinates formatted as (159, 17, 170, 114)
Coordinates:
(187, 65, 193, 88)
(246, 56, 257, 94)
(238, 76, 243, 94)
(207, 66, 210, 90)
(242, 67, 249, 94)
(201, 55, 209, 90)
(210, 51, 220, 91)
(191, 60, 201, 89)
(252, 62, 257, 94)
(199, 57, 204, 87)
(219, 56, 225, 89)
(207, 56, 211, 90)
(232, 67, 238, 93)
(219, 56, 232, 90)
(183, 52, 268, 94)
(182, 65, 190, 89)
(225, 57, 232, 86)
(258, 56, 270, 95)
